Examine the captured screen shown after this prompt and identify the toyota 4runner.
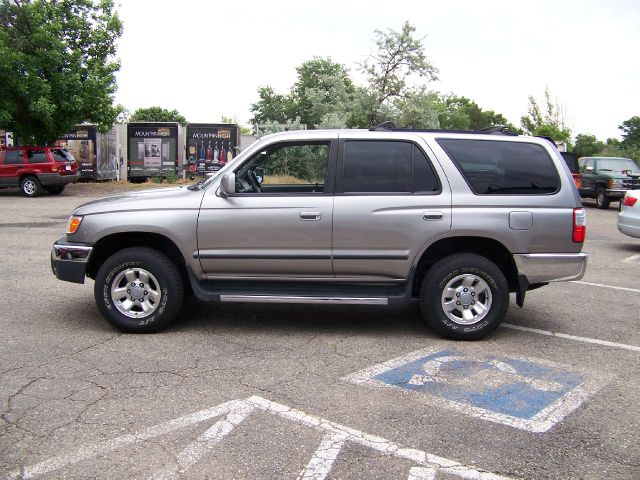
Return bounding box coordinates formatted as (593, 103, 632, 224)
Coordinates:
(51, 126, 588, 340)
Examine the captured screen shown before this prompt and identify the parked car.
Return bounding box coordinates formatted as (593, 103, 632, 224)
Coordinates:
(0, 146, 79, 197)
(578, 156, 640, 209)
(51, 126, 588, 340)
(618, 190, 640, 238)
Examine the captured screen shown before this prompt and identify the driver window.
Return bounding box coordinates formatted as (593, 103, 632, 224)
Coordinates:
(235, 142, 330, 194)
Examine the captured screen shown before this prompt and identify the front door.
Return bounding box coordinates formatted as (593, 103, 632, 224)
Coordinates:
(197, 140, 336, 278)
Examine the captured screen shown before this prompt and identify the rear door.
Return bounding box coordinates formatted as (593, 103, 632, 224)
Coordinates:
(332, 135, 452, 280)
(0, 149, 25, 187)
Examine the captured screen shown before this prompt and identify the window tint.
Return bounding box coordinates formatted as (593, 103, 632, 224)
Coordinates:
(51, 149, 74, 162)
(2, 150, 24, 165)
(343, 141, 412, 192)
(26, 150, 48, 164)
(437, 139, 560, 195)
(343, 141, 439, 193)
(413, 146, 440, 192)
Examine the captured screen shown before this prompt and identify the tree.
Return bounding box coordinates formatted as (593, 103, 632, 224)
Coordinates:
(360, 21, 438, 126)
(392, 88, 440, 129)
(249, 86, 293, 126)
(291, 57, 355, 128)
(129, 106, 187, 126)
(520, 87, 571, 144)
(436, 95, 518, 132)
(619, 116, 640, 149)
(573, 133, 605, 157)
(0, 0, 123, 145)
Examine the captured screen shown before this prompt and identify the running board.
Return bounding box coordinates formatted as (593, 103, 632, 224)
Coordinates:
(219, 295, 388, 305)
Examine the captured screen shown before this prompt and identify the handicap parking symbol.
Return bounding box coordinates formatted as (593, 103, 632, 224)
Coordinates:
(343, 348, 610, 432)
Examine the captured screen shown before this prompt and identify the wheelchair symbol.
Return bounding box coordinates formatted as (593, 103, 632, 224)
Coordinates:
(407, 355, 565, 392)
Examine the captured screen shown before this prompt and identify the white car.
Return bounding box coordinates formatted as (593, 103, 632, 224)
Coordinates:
(618, 189, 640, 238)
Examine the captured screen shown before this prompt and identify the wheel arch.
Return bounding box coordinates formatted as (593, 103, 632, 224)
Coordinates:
(413, 236, 518, 294)
(86, 232, 188, 286)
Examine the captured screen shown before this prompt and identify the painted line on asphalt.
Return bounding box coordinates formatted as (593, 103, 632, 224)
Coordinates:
(7, 395, 512, 480)
(621, 254, 640, 264)
(501, 324, 640, 353)
(571, 280, 640, 293)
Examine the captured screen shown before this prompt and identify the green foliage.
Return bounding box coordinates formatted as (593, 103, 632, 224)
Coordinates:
(520, 88, 571, 144)
(437, 95, 519, 132)
(392, 89, 440, 129)
(360, 21, 438, 126)
(249, 86, 293, 126)
(0, 0, 123, 145)
(573, 134, 605, 158)
(130, 106, 187, 126)
(619, 116, 640, 149)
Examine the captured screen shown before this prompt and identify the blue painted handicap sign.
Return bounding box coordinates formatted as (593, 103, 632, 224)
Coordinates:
(343, 348, 609, 432)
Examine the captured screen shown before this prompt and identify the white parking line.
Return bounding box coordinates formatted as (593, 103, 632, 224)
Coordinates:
(501, 324, 640, 353)
(571, 280, 640, 293)
(621, 254, 640, 264)
(8, 396, 512, 480)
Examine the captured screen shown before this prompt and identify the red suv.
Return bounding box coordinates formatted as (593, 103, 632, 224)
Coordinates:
(0, 146, 79, 197)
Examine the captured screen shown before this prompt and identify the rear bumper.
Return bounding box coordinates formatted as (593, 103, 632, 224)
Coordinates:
(39, 172, 80, 186)
(618, 214, 640, 238)
(513, 253, 588, 284)
(50, 239, 93, 284)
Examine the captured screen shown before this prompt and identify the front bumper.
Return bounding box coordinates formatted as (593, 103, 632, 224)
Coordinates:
(605, 189, 627, 199)
(513, 253, 588, 284)
(51, 239, 93, 284)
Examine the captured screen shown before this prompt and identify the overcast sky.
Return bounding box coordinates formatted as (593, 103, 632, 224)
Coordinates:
(114, 0, 640, 140)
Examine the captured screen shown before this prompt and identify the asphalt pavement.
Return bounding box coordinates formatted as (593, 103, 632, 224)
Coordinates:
(0, 186, 638, 479)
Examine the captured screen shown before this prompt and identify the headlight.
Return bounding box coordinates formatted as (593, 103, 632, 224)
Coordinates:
(609, 179, 623, 189)
(66, 215, 83, 235)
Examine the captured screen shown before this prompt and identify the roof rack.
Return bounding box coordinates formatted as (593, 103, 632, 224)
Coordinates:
(368, 122, 518, 136)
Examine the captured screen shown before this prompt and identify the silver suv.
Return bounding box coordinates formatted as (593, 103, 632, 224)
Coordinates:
(51, 127, 588, 340)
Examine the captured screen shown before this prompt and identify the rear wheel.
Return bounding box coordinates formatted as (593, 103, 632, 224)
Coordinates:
(420, 253, 509, 340)
(94, 247, 184, 333)
(20, 176, 42, 197)
(46, 185, 65, 195)
(596, 187, 610, 209)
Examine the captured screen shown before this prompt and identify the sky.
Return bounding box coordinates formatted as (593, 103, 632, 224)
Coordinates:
(114, 0, 640, 140)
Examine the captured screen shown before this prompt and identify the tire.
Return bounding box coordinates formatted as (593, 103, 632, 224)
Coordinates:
(596, 187, 610, 209)
(420, 253, 509, 340)
(94, 247, 184, 333)
(20, 176, 42, 197)
(46, 185, 65, 195)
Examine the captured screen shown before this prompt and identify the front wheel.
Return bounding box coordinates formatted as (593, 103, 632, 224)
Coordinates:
(21, 176, 42, 197)
(420, 254, 509, 340)
(94, 247, 184, 333)
(596, 188, 610, 209)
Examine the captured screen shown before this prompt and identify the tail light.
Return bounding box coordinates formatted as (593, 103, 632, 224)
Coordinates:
(622, 195, 638, 207)
(573, 208, 586, 243)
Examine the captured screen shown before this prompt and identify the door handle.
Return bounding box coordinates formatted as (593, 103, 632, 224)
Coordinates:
(423, 211, 443, 221)
(300, 211, 321, 221)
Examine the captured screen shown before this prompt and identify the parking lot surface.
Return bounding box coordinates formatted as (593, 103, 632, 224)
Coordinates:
(1, 186, 639, 479)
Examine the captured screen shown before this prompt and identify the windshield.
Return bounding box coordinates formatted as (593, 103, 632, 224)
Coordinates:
(598, 158, 639, 172)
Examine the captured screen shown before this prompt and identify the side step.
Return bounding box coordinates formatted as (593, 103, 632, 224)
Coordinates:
(186, 268, 416, 307)
(219, 295, 388, 305)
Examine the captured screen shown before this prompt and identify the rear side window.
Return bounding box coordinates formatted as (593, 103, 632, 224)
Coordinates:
(2, 150, 24, 164)
(437, 139, 560, 195)
(26, 150, 49, 164)
(51, 149, 74, 162)
(342, 141, 440, 193)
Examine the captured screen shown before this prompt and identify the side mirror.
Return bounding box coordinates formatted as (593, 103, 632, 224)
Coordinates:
(585, 166, 594, 173)
(219, 173, 236, 198)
